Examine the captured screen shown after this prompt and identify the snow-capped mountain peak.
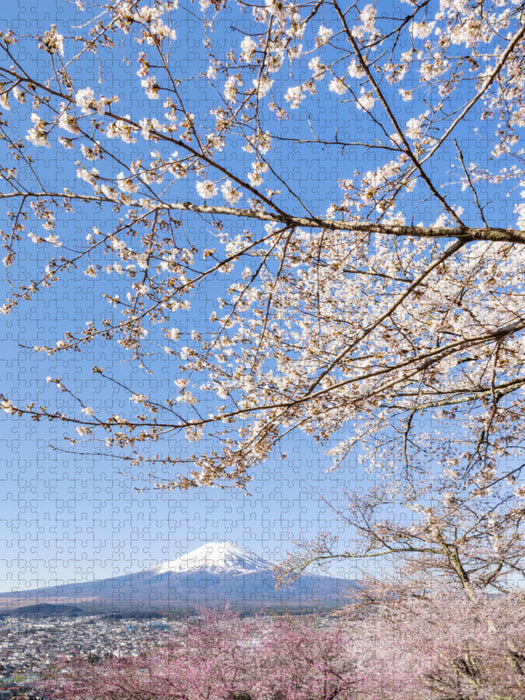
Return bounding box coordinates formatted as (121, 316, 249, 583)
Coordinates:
(153, 541, 274, 575)
(0, 541, 356, 612)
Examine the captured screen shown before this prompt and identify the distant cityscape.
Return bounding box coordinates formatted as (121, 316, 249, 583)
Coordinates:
(0, 612, 182, 699)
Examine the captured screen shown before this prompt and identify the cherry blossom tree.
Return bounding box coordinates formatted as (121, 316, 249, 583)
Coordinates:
(275, 471, 525, 697)
(350, 589, 525, 699)
(1, 0, 525, 569)
(278, 456, 525, 595)
(41, 608, 359, 700)
(41, 602, 525, 700)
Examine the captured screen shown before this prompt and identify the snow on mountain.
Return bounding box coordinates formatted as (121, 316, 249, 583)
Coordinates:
(152, 541, 273, 575)
(0, 542, 358, 612)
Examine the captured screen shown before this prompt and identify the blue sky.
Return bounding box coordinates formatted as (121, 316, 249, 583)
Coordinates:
(0, 0, 380, 591)
(0, 235, 365, 590)
(0, 0, 522, 593)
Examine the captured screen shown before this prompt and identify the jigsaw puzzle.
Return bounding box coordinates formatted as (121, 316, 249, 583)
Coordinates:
(1, 0, 524, 697)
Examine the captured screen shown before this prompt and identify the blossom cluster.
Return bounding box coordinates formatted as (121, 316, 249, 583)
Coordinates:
(42, 596, 525, 700)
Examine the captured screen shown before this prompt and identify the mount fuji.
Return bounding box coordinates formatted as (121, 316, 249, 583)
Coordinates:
(0, 542, 356, 613)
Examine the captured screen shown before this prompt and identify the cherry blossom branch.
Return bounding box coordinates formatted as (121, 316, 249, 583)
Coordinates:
(332, 0, 465, 228)
(419, 22, 525, 167)
(4, 190, 525, 242)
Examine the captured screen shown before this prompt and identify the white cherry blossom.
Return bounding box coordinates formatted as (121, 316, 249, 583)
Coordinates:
(196, 180, 218, 198)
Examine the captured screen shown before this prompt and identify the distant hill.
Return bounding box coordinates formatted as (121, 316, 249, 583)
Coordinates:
(0, 542, 358, 613)
(1, 603, 85, 617)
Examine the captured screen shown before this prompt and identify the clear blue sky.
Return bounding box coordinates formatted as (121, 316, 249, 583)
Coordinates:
(0, 0, 377, 592)
(0, 0, 520, 593)
(0, 261, 366, 589)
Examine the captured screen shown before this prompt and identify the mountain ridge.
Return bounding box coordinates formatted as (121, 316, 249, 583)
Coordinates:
(0, 542, 357, 612)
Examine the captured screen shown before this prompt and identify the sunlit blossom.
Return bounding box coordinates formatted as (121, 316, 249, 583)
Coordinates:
(196, 180, 218, 198)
